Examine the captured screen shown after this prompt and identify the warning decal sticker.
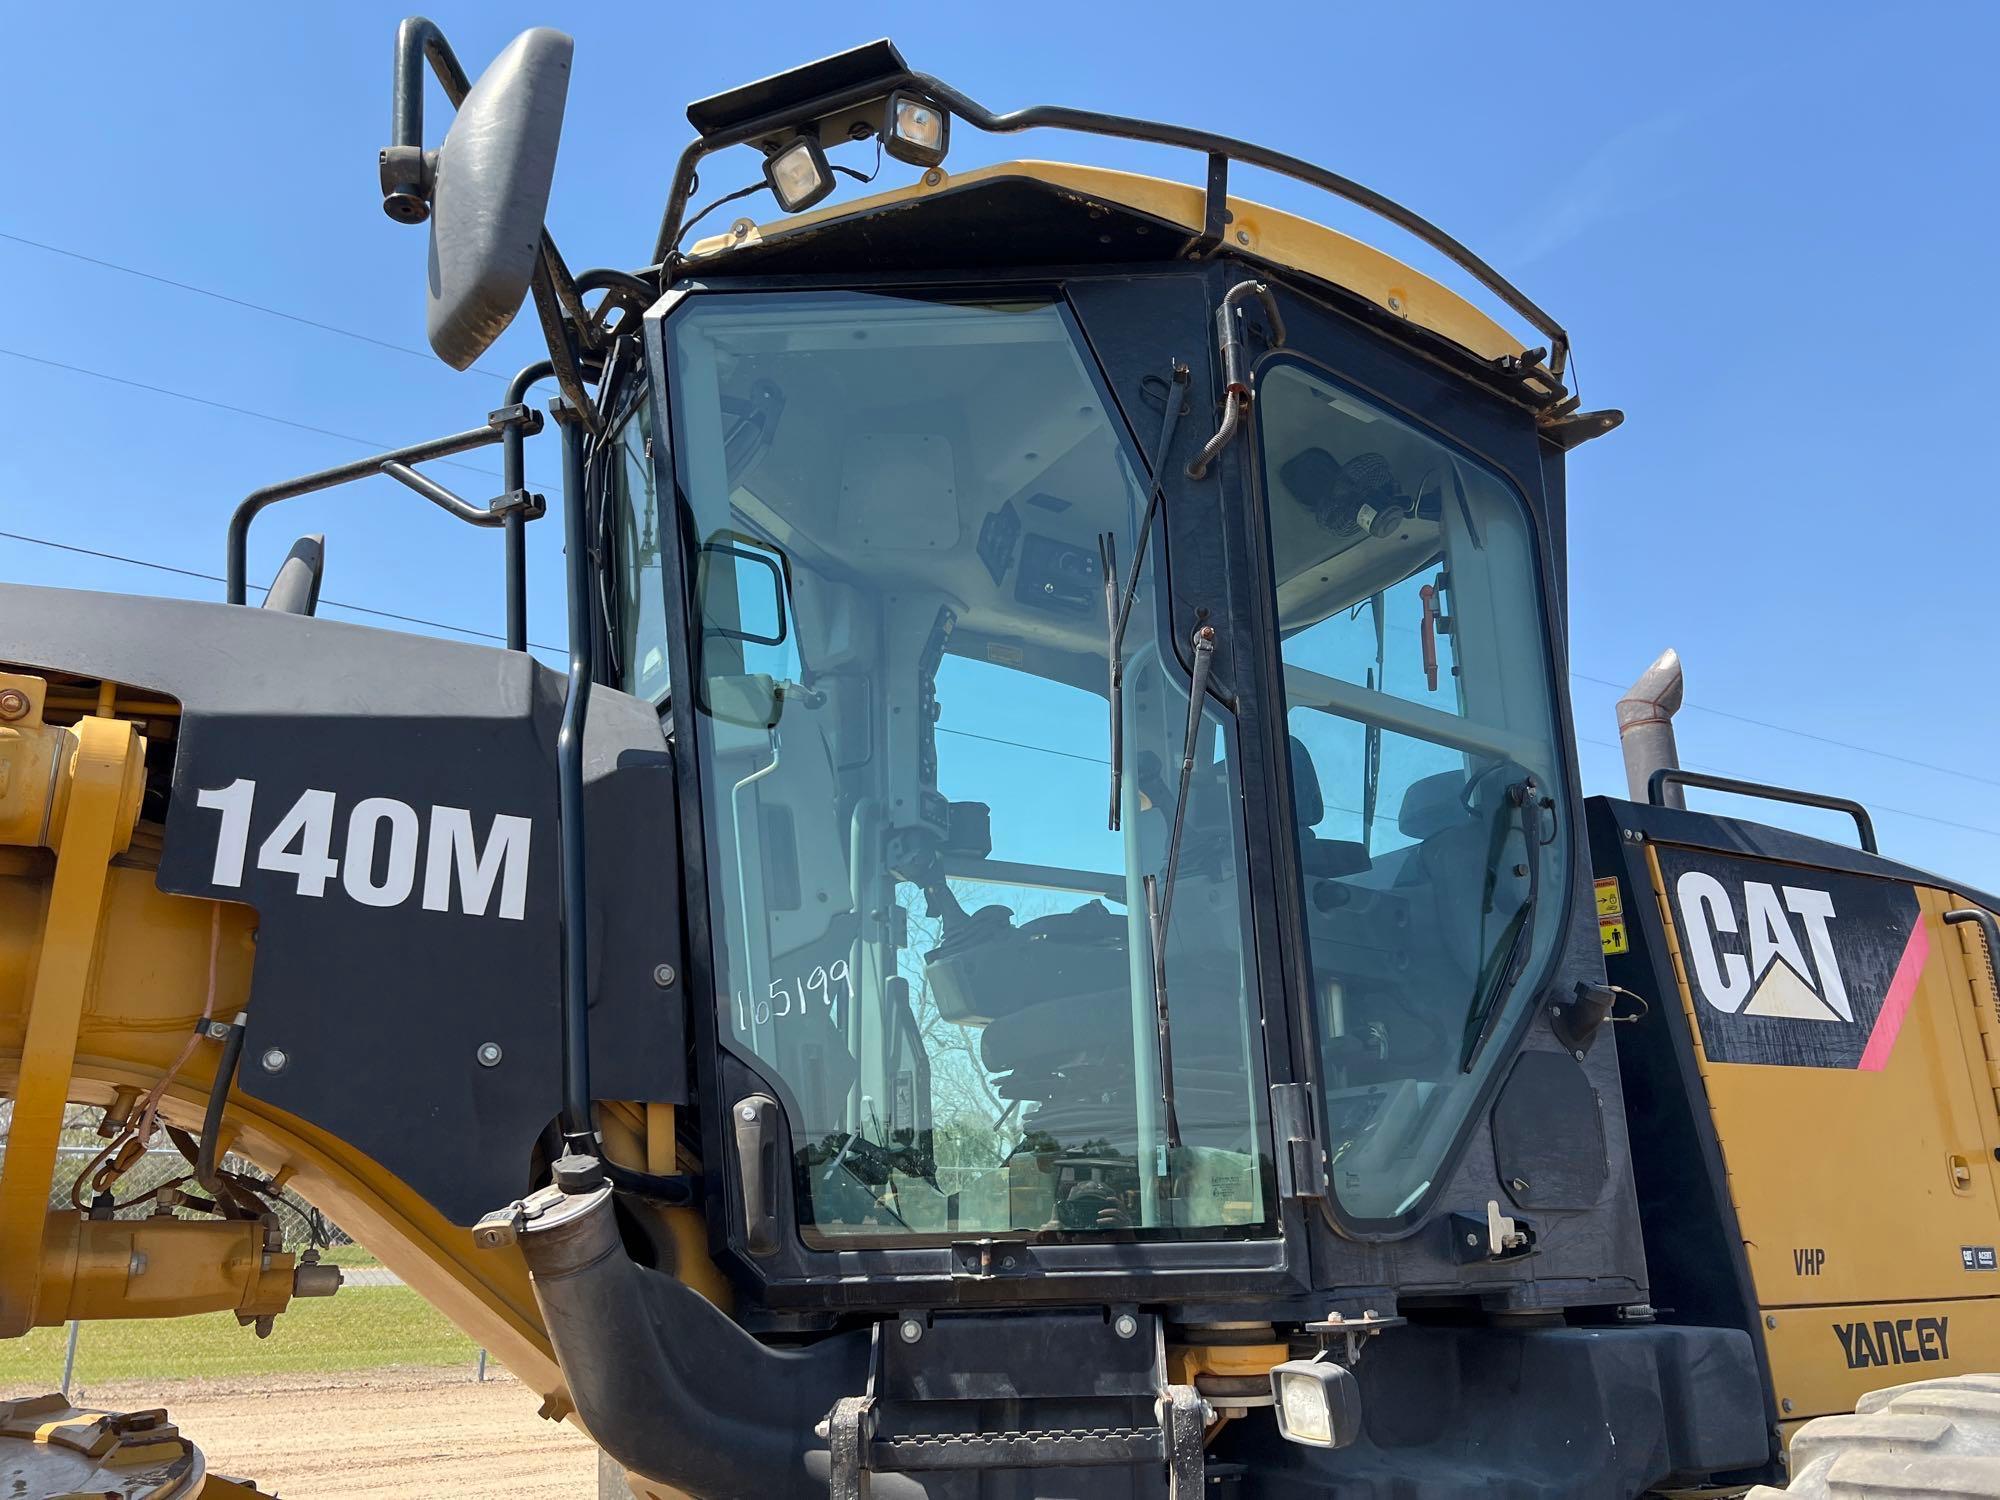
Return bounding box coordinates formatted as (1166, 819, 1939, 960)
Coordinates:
(1652, 845, 1926, 1070)
(1594, 877, 1624, 918)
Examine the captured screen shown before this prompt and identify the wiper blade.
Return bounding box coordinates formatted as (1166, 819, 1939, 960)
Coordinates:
(1100, 361, 1190, 831)
(1459, 776, 1549, 1071)
(1142, 622, 1218, 1150)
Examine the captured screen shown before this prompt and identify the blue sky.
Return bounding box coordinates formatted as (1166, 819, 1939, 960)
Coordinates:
(4, 3, 1996, 888)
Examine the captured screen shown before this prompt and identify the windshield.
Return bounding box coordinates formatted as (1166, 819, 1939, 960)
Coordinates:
(1255, 360, 1568, 1225)
(661, 291, 1270, 1244)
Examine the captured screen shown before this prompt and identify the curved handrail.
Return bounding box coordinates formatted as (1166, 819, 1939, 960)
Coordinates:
(651, 62, 1568, 378)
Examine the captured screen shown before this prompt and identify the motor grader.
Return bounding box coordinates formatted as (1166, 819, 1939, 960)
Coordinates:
(4, 19, 2000, 1498)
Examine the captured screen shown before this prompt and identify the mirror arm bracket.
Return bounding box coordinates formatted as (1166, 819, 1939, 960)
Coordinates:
(382, 17, 473, 224)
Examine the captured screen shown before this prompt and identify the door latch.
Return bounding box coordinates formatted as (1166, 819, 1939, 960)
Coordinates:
(1449, 1199, 1537, 1263)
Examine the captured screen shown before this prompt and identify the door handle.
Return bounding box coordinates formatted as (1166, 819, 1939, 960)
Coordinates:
(732, 1094, 782, 1257)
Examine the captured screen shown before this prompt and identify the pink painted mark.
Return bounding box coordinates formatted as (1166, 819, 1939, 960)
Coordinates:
(1858, 917, 1931, 1072)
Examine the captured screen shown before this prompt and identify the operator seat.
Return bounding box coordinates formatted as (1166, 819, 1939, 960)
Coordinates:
(1288, 735, 1369, 880)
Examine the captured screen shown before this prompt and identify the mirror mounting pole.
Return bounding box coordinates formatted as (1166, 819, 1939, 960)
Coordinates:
(381, 17, 470, 224)
(524, 239, 602, 436)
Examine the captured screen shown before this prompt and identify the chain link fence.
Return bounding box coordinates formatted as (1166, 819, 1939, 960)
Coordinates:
(0, 1102, 491, 1400)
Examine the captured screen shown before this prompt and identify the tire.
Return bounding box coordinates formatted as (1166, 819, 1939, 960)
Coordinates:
(1747, 1374, 2000, 1498)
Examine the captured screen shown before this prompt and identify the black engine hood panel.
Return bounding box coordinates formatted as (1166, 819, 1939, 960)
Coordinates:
(0, 584, 685, 1224)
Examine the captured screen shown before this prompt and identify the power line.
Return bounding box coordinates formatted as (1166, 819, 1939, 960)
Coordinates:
(9, 236, 1980, 803)
(4, 522, 1993, 844)
(1575, 735, 2000, 843)
(938, 725, 1107, 766)
(0, 229, 504, 381)
(1570, 669, 2000, 792)
(0, 528, 565, 655)
(0, 347, 524, 489)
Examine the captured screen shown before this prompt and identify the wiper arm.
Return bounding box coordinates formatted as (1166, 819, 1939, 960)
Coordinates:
(1459, 776, 1551, 1071)
(1100, 361, 1190, 831)
(1142, 622, 1217, 1150)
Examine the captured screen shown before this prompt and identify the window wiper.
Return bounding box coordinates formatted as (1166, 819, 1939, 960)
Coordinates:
(1099, 361, 1190, 831)
(1141, 622, 1217, 1150)
(1362, 590, 1384, 845)
(1458, 776, 1552, 1071)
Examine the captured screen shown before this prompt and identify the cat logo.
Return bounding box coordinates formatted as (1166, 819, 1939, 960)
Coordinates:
(1652, 845, 1924, 1069)
(1674, 872, 1851, 1022)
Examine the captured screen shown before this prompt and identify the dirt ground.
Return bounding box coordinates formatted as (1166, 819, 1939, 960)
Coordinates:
(59, 1367, 600, 1497)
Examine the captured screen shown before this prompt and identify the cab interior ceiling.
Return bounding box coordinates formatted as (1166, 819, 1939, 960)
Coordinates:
(1259, 371, 1455, 633)
(710, 300, 1127, 694)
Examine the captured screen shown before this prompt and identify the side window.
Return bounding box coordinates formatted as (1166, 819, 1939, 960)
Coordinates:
(611, 405, 672, 702)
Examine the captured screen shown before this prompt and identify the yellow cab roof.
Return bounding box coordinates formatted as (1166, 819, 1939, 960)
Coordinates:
(686, 159, 1529, 367)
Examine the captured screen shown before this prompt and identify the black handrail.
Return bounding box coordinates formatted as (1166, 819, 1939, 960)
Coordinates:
(224, 402, 544, 640)
(551, 398, 595, 1150)
(1647, 768, 1878, 855)
(501, 361, 556, 651)
(651, 55, 1569, 380)
(1945, 909, 2000, 981)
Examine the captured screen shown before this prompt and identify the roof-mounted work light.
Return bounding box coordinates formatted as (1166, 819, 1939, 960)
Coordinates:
(881, 90, 949, 168)
(764, 135, 835, 213)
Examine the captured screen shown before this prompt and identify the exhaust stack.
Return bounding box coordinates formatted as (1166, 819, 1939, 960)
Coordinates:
(1617, 649, 1685, 809)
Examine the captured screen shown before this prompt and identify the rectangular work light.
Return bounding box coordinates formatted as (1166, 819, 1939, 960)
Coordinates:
(881, 90, 949, 168)
(1270, 1358, 1362, 1449)
(764, 135, 835, 213)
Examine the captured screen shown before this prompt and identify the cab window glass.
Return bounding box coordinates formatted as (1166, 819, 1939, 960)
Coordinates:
(668, 291, 1270, 1244)
(1258, 360, 1568, 1224)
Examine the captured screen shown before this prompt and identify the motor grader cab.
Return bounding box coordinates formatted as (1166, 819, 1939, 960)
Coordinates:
(6, 20, 2000, 1499)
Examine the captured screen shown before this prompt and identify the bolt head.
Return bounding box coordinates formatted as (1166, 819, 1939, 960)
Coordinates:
(476, 1042, 503, 1067)
(1766, 1314, 1779, 1329)
(1781, 1397, 1793, 1414)
(0, 688, 28, 721)
(1113, 1313, 1138, 1339)
(653, 963, 677, 988)
(259, 1048, 288, 1074)
(899, 1318, 923, 1344)
(922, 168, 943, 186)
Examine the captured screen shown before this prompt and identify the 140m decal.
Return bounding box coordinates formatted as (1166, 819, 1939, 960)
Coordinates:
(194, 779, 533, 919)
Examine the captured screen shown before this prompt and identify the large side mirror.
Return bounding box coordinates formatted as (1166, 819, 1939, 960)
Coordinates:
(429, 27, 572, 368)
(381, 22, 574, 370)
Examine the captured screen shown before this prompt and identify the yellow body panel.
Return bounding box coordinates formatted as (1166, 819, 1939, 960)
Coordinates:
(1647, 847, 2000, 1419)
(1762, 1297, 2000, 1421)
(688, 160, 1529, 364)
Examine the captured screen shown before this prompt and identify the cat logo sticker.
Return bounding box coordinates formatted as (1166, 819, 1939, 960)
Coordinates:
(1674, 874, 1852, 1022)
(1655, 846, 1926, 1070)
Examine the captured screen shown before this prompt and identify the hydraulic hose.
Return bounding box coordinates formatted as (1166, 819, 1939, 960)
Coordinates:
(194, 1014, 248, 1199)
